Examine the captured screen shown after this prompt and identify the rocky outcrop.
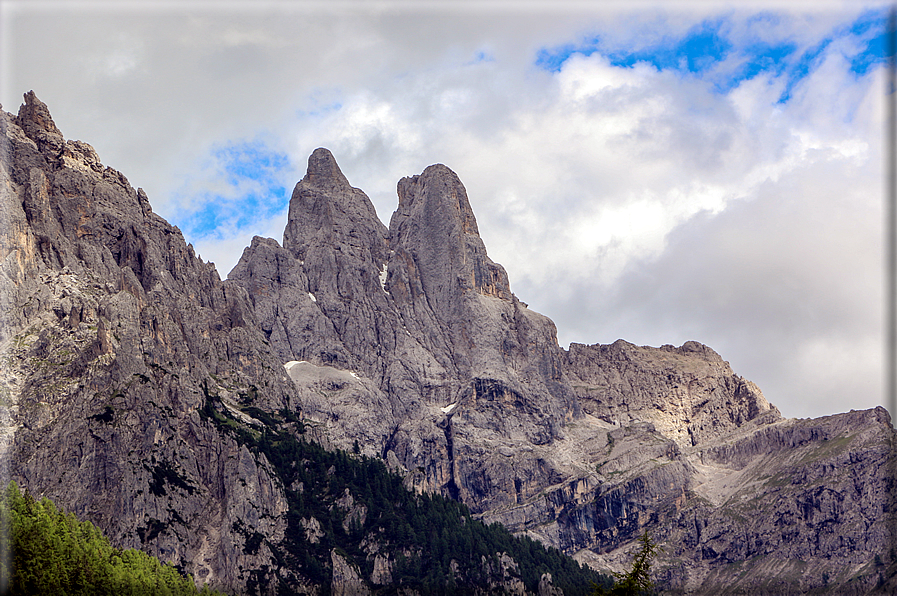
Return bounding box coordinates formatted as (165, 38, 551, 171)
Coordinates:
(663, 407, 896, 594)
(484, 407, 896, 594)
(1, 92, 299, 592)
(330, 549, 372, 596)
(387, 164, 580, 439)
(564, 340, 779, 447)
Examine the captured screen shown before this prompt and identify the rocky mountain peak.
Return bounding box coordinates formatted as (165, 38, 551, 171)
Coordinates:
(395, 163, 479, 237)
(668, 339, 724, 360)
(303, 147, 351, 189)
(390, 162, 511, 303)
(282, 148, 388, 265)
(15, 90, 62, 140)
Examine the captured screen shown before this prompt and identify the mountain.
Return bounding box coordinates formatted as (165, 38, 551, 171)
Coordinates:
(229, 149, 897, 595)
(0, 92, 607, 595)
(2, 91, 300, 591)
(2, 91, 895, 595)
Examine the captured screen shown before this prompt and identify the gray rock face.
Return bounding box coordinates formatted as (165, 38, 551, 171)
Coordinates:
(1, 92, 298, 592)
(564, 340, 779, 447)
(279, 147, 392, 374)
(483, 406, 896, 594)
(330, 549, 372, 596)
(388, 164, 578, 432)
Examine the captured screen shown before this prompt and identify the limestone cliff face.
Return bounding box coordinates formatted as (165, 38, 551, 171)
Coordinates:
(1, 92, 297, 591)
(564, 340, 779, 447)
(388, 164, 578, 427)
(483, 407, 895, 595)
(280, 147, 393, 376)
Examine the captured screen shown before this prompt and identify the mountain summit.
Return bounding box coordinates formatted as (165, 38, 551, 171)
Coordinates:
(3, 93, 895, 595)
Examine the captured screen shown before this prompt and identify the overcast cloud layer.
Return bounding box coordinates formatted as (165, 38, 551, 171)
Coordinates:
(2, 1, 889, 420)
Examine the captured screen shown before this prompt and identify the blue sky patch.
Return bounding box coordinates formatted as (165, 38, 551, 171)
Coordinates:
(607, 20, 732, 74)
(535, 9, 888, 103)
(717, 42, 796, 93)
(298, 101, 343, 119)
(775, 37, 832, 103)
(847, 9, 888, 75)
(467, 50, 496, 65)
(851, 30, 887, 75)
(173, 139, 292, 239)
(214, 141, 289, 184)
(535, 19, 734, 75)
(535, 43, 579, 72)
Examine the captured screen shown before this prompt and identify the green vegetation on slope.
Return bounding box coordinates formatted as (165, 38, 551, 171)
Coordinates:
(0, 481, 224, 596)
(203, 391, 613, 595)
(592, 530, 658, 596)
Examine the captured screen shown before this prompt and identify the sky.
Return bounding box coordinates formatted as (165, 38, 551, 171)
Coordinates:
(1, 0, 890, 420)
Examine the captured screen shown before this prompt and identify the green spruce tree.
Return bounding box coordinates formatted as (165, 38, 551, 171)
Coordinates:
(0, 481, 224, 595)
(593, 530, 659, 596)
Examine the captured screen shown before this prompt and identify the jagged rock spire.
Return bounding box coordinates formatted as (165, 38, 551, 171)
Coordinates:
(15, 90, 62, 140)
(303, 147, 351, 189)
(389, 163, 512, 306)
(283, 148, 388, 265)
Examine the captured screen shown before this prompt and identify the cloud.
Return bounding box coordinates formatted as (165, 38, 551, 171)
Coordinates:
(1, 1, 887, 419)
(534, 7, 889, 100)
(513, 44, 883, 418)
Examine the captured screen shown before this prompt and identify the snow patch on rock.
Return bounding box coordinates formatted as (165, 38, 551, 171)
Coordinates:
(378, 263, 389, 293)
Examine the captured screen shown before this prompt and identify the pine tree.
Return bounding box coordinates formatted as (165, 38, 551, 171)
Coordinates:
(1, 481, 224, 595)
(593, 530, 658, 596)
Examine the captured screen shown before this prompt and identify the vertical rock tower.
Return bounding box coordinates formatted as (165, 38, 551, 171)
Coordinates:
(232, 150, 582, 510)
